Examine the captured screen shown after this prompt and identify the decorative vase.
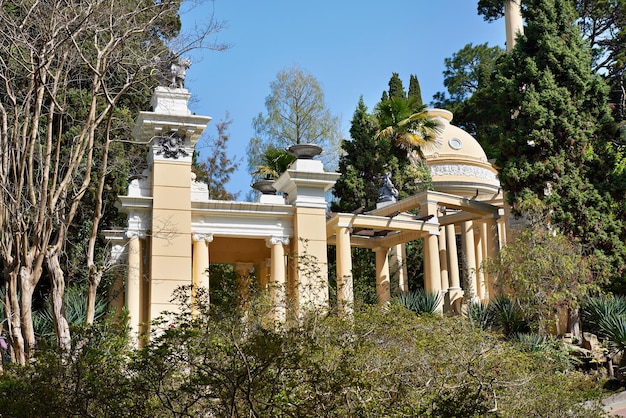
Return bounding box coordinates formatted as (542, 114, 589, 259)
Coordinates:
(287, 143, 322, 159)
(251, 179, 277, 195)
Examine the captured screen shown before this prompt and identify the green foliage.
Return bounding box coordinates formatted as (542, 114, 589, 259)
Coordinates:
(581, 295, 626, 335)
(32, 285, 109, 345)
(386, 72, 406, 99)
(484, 217, 602, 334)
(193, 115, 241, 200)
(0, 290, 607, 417)
(408, 74, 423, 106)
(393, 289, 442, 315)
(465, 296, 529, 337)
(0, 317, 141, 417)
(478, 0, 626, 288)
(581, 295, 626, 355)
(247, 65, 342, 178)
(250, 145, 296, 180)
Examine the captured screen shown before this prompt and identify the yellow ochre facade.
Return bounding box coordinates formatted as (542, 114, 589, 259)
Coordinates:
(109, 87, 512, 339)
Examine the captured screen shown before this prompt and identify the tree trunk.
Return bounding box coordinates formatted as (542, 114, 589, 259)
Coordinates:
(568, 307, 581, 341)
(86, 267, 103, 324)
(19, 267, 37, 362)
(5, 269, 25, 365)
(46, 253, 71, 354)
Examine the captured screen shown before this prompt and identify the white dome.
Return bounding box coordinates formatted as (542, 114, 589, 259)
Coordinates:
(423, 109, 500, 199)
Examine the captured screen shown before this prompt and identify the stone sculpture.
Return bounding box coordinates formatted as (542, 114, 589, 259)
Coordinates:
(170, 57, 192, 89)
(378, 172, 399, 203)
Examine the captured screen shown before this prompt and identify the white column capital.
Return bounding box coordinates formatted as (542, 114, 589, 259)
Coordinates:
(266, 236, 290, 248)
(193, 232, 214, 243)
(124, 230, 146, 240)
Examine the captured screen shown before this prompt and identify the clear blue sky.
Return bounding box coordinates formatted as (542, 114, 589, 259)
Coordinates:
(179, 1, 506, 198)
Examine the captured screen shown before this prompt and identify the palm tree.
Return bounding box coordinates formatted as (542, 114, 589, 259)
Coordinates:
(374, 97, 442, 165)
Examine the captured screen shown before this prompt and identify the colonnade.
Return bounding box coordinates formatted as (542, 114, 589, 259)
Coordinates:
(331, 212, 502, 313)
(124, 232, 292, 338)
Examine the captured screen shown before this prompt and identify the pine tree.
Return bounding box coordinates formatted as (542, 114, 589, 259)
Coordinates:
(484, 0, 626, 285)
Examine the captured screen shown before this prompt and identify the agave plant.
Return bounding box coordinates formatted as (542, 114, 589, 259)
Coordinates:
(394, 289, 442, 316)
(510, 332, 549, 352)
(464, 301, 494, 331)
(581, 295, 626, 335)
(34, 285, 109, 345)
(489, 296, 529, 337)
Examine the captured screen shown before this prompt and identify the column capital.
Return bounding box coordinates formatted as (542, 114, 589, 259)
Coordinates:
(266, 236, 290, 247)
(192, 232, 214, 243)
(124, 230, 146, 240)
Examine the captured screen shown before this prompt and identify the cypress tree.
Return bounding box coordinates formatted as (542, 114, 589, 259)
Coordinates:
(408, 74, 423, 106)
(387, 72, 406, 99)
(484, 0, 626, 285)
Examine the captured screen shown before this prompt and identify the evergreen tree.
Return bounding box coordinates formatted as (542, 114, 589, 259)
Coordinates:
(332, 98, 385, 212)
(432, 43, 504, 157)
(482, 0, 626, 286)
(408, 74, 423, 106)
(387, 72, 406, 99)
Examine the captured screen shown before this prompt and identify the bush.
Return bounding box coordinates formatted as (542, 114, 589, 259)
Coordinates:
(0, 290, 607, 417)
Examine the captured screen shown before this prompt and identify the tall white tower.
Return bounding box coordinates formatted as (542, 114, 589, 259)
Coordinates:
(504, 0, 524, 51)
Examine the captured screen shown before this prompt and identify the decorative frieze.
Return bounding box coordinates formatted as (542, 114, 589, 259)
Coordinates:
(429, 164, 499, 184)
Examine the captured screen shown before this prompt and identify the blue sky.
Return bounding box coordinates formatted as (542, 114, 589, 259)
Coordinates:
(179, 1, 506, 198)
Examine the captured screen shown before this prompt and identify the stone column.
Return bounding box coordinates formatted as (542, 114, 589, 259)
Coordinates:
(335, 226, 353, 315)
(438, 227, 450, 292)
(475, 223, 486, 300)
(192, 233, 213, 310)
(424, 232, 443, 313)
(504, 0, 524, 52)
(446, 224, 463, 312)
(374, 247, 391, 306)
(485, 216, 500, 299)
(390, 244, 409, 294)
(461, 220, 478, 301)
(125, 231, 143, 341)
(267, 236, 289, 322)
(438, 227, 450, 312)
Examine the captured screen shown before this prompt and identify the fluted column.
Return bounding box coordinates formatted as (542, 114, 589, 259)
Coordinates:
(335, 226, 353, 315)
(192, 233, 213, 309)
(374, 247, 391, 306)
(461, 221, 478, 301)
(267, 236, 289, 322)
(125, 231, 143, 341)
(424, 232, 443, 313)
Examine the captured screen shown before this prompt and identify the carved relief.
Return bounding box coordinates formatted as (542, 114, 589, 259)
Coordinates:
(429, 164, 499, 184)
(157, 133, 188, 159)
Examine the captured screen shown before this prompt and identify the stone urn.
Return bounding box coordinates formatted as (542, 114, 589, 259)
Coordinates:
(251, 179, 277, 195)
(287, 143, 322, 159)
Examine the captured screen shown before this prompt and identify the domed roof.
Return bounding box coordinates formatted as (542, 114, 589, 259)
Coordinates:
(423, 109, 500, 200)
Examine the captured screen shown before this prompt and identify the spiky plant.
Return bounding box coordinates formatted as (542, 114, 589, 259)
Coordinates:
(581, 295, 626, 335)
(465, 301, 494, 331)
(489, 296, 529, 337)
(394, 289, 442, 316)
